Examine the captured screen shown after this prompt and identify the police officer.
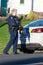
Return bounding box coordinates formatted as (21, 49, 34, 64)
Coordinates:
(3, 9, 23, 54)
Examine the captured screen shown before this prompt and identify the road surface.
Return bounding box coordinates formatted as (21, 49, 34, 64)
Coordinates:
(0, 52, 43, 65)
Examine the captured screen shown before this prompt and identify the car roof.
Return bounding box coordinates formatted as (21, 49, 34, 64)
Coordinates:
(24, 19, 43, 28)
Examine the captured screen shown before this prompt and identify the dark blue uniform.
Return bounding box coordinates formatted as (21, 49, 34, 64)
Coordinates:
(4, 15, 20, 53)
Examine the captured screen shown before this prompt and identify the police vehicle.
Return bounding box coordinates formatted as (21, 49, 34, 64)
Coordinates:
(18, 19, 43, 53)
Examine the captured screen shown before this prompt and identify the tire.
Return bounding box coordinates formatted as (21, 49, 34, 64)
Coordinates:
(20, 47, 35, 54)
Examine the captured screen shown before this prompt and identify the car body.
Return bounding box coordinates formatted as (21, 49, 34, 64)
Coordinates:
(18, 19, 43, 53)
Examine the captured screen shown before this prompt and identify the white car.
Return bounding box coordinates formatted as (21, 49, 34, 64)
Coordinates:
(18, 19, 43, 53)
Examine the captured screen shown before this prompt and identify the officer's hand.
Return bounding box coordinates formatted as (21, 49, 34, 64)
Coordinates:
(20, 16, 23, 20)
(19, 25, 23, 30)
(18, 16, 23, 21)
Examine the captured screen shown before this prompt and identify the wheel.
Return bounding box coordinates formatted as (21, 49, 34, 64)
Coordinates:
(20, 48, 35, 54)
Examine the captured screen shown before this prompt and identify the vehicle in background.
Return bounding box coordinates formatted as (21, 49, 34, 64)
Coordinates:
(18, 19, 43, 53)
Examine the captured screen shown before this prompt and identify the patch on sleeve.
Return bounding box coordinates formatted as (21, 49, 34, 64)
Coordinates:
(11, 17, 13, 19)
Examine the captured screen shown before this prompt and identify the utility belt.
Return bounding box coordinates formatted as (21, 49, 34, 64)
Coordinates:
(9, 25, 18, 31)
(9, 25, 15, 29)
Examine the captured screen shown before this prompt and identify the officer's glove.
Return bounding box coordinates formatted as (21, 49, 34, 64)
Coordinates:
(20, 16, 23, 20)
(18, 16, 23, 21)
(19, 26, 23, 31)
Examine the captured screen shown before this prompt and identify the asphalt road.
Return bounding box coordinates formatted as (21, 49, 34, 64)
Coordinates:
(0, 52, 43, 65)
